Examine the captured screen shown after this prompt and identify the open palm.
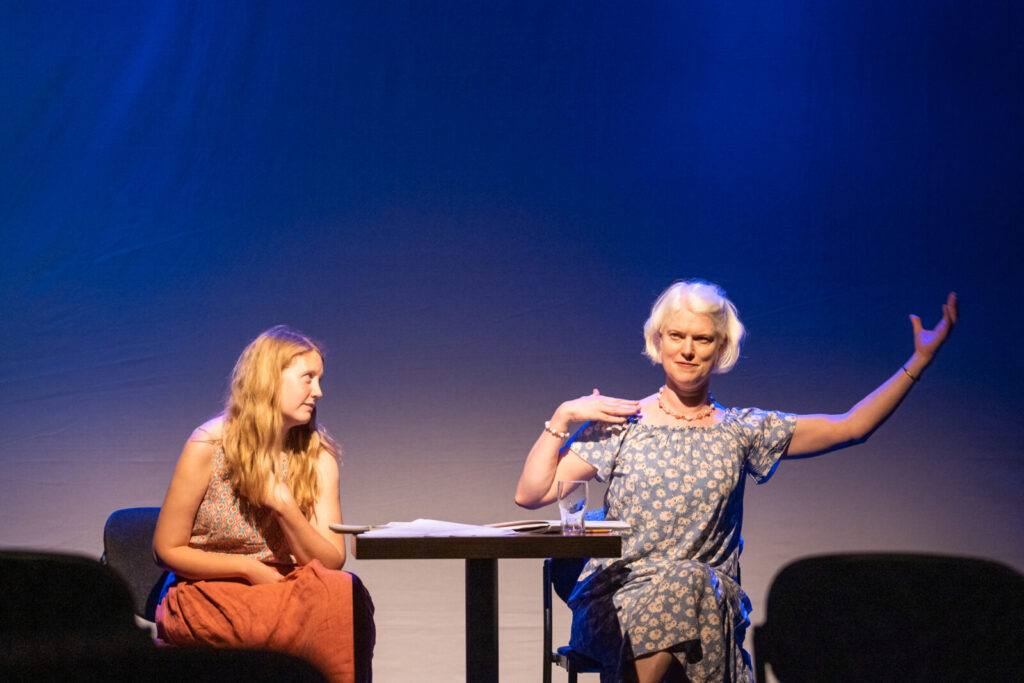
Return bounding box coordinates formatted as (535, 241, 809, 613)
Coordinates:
(911, 292, 957, 360)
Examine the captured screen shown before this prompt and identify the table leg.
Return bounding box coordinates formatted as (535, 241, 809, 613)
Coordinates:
(465, 558, 499, 682)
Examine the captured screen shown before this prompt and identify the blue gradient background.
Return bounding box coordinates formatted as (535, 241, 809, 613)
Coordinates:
(2, 2, 1022, 679)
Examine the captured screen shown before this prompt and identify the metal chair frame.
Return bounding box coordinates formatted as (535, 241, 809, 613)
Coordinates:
(543, 557, 604, 683)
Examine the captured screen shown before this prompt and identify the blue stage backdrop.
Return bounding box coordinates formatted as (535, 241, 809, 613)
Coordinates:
(2, 2, 1021, 680)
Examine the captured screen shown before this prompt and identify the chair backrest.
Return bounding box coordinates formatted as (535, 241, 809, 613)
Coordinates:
(4, 635, 327, 681)
(550, 507, 609, 601)
(549, 556, 588, 604)
(0, 550, 145, 642)
(753, 553, 1024, 683)
(1, 550, 158, 680)
(102, 506, 168, 622)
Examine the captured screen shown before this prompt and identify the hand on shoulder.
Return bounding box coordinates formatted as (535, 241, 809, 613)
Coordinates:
(555, 389, 641, 427)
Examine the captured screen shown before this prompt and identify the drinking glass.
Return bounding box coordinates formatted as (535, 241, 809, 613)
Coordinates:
(557, 480, 588, 536)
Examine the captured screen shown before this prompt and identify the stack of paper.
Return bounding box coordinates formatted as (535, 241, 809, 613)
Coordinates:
(342, 519, 519, 538)
(329, 518, 632, 536)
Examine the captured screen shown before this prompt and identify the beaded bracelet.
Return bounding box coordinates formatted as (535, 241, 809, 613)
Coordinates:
(901, 366, 919, 382)
(543, 420, 571, 439)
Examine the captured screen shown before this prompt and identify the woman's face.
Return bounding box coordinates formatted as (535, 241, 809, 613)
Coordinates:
(658, 307, 721, 391)
(278, 351, 324, 429)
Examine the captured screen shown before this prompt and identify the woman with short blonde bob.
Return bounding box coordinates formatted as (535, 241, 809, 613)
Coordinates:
(154, 325, 373, 682)
(516, 280, 957, 683)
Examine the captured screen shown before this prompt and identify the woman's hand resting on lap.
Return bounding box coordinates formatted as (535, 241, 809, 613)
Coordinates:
(245, 557, 285, 585)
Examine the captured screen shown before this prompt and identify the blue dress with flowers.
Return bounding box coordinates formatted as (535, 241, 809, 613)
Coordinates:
(566, 407, 796, 683)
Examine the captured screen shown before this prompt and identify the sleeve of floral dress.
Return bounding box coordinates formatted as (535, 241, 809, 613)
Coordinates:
(565, 420, 631, 483)
(741, 408, 798, 483)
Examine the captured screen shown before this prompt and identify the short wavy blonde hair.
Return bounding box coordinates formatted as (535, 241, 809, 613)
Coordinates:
(642, 280, 745, 373)
(221, 325, 339, 519)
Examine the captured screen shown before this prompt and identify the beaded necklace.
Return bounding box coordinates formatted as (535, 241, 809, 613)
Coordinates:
(656, 385, 716, 421)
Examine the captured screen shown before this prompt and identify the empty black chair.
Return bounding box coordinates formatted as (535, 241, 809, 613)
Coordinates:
(0, 549, 156, 679)
(5, 637, 328, 682)
(101, 506, 168, 624)
(0, 549, 150, 644)
(753, 553, 1024, 683)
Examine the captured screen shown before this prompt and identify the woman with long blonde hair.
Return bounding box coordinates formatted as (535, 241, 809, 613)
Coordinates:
(154, 326, 373, 682)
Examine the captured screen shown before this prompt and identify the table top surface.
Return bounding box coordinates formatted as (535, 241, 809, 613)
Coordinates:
(353, 532, 621, 560)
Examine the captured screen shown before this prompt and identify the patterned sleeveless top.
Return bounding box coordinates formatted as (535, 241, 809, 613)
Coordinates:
(188, 448, 294, 564)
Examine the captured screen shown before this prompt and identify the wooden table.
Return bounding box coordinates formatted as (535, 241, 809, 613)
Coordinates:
(353, 533, 621, 683)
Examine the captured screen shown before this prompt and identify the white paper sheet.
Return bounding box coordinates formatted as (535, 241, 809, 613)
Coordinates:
(359, 518, 519, 538)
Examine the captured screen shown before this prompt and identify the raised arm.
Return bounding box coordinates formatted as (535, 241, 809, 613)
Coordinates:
(153, 423, 284, 585)
(515, 389, 639, 509)
(263, 450, 346, 569)
(786, 293, 958, 457)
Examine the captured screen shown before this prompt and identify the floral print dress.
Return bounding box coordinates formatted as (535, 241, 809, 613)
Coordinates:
(187, 448, 293, 563)
(567, 407, 796, 683)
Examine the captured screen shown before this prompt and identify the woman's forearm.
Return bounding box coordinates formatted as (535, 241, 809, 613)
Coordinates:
(788, 351, 933, 457)
(516, 400, 581, 508)
(844, 351, 930, 439)
(784, 293, 957, 458)
(154, 543, 265, 582)
(273, 504, 345, 568)
(515, 430, 567, 509)
(516, 394, 627, 508)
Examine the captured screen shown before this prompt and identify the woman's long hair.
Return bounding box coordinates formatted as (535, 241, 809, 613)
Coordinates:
(221, 325, 339, 519)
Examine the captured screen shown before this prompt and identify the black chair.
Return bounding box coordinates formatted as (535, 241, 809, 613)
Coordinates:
(5, 633, 326, 682)
(101, 506, 168, 625)
(0, 549, 158, 680)
(753, 553, 1024, 683)
(100, 506, 374, 682)
(0, 549, 152, 645)
(543, 508, 611, 683)
(2, 550, 320, 681)
(543, 556, 604, 682)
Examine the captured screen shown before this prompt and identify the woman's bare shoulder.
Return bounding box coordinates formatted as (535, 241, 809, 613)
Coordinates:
(189, 415, 226, 444)
(638, 394, 659, 409)
(315, 447, 340, 480)
(177, 417, 224, 471)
